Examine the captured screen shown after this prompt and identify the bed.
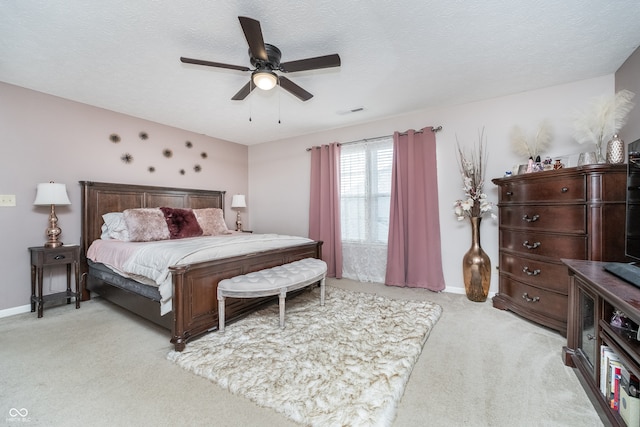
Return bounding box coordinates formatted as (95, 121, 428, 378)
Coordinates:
(79, 181, 323, 351)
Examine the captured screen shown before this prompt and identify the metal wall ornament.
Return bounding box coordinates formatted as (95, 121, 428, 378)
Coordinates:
(109, 133, 121, 143)
(139, 131, 149, 140)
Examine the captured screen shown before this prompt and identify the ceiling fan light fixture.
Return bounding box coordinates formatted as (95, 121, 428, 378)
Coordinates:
(252, 70, 278, 90)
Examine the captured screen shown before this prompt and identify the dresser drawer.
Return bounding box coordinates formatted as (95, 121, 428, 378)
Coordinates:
(499, 205, 586, 233)
(499, 252, 568, 294)
(500, 230, 587, 259)
(499, 176, 585, 203)
(499, 276, 568, 323)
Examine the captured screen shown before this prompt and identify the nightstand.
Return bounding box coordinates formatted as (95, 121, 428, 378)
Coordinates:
(29, 245, 81, 318)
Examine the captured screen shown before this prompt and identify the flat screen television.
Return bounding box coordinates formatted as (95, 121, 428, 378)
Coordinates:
(605, 138, 640, 287)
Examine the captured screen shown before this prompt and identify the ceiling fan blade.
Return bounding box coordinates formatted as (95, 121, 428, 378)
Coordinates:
(231, 81, 256, 101)
(238, 16, 267, 62)
(280, 54, 341, 73)
(278, 76, 313, 101)
(180, 57, 250, 72)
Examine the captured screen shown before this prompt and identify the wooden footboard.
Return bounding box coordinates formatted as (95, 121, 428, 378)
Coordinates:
(170, 241, 322, 351)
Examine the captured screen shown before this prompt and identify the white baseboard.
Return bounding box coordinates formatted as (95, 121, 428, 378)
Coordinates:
(0, 304, 31, 318)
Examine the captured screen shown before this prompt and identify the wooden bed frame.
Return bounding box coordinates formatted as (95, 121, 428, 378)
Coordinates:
(79, 181, 322, 351)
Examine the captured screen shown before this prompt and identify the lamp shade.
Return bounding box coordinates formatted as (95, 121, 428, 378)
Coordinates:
(33, 182, 71, 206)
(231, 194, 246, 208)
(252, 71, 278, 90)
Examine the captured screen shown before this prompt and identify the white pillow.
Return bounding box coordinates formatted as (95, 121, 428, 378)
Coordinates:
(101, 212, 130, 241)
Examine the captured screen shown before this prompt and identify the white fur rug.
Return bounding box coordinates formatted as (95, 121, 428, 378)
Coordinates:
(167, 286, 442, 427)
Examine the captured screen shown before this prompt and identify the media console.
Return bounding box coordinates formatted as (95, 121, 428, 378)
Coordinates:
(563, 259, 640, 426)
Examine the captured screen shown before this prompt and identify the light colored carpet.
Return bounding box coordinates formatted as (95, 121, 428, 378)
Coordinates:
(0, 277, 603, 426)
(168, 286, 442, 427)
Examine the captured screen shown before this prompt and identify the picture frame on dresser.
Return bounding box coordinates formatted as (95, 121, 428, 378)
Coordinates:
(491, 164, 627, 336)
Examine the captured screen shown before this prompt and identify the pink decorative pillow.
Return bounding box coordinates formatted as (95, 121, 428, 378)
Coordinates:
(123, 208, 171, 242)
(193, 208, 230, 236)
(160, 207, 203, 239)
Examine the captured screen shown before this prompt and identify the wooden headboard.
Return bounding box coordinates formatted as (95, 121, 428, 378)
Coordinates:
(79, 180, 225, 270)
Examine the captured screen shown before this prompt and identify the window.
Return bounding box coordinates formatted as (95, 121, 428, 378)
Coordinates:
(340, 137, 393, 282)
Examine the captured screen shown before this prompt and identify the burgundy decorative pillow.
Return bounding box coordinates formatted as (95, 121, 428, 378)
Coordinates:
(123, 208, 171, 242)
(160, 207, 203, 239)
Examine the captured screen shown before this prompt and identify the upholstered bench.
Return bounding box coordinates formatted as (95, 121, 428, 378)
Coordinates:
(217, 257, 327, 332)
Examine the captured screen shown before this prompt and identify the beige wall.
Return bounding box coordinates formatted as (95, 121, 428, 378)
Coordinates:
(249, 75, 615, 295)
(0, 82, 248, 313)
(616, 45, 640, 142)
(2, 71, 626, 313)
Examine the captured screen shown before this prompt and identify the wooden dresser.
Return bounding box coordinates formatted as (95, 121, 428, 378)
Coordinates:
(492, 164, 627, 335)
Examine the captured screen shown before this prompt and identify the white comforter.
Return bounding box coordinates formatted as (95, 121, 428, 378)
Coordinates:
(87, 233, 314, 315)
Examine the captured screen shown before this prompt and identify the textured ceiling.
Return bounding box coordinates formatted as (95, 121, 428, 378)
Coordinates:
(2, 1, 640, 145)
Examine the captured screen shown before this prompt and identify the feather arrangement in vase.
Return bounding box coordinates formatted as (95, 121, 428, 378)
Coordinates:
(571, 89, 635, 163)
(509, 120, 553, 160)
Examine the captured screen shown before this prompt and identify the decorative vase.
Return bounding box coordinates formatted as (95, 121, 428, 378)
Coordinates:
(463, 216, 491, 302)
(606, 134, 625, 164)
(595, 141, 606, 164)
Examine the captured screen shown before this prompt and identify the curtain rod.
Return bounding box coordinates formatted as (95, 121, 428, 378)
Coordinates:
(305, 125, 442, 151)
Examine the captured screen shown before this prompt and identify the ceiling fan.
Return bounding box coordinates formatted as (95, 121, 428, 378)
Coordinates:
(180, 16, 341, 102)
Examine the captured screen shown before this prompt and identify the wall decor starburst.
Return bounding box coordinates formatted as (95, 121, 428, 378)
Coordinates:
(201, 152, 208, 159)
(139, 131, 149, 140)
(148, 166, 156, 173)
(179, 169, 185, 175)
(194, 164, 201, 172)
(163, 149, 173, 158)
(109, 133, 121, 143)
(121, 153, 133, 164)
(185, 141, 193, 148)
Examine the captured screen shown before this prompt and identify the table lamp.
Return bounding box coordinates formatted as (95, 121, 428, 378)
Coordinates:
(231, 194, 246, 231)
(33, 181, 71, 248)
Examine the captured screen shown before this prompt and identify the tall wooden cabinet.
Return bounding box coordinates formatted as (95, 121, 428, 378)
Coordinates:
(492, 164, 627, 335)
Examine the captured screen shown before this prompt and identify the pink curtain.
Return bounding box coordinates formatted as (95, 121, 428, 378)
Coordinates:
(309, 143, 343, 278)
(385, 128, 445, 290)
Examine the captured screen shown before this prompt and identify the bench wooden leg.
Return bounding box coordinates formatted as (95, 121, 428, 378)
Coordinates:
(279, 289, 287, 328)
(218, 295, 226, 332)
(320, 277, 326, 306)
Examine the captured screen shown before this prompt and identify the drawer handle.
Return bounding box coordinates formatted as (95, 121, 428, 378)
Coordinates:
(522, 214, 539, 223)
(561, 187, 568, 193)
(54, 255, 66, 260)
(522, 293, 540, 303)
(522, 266, 541, 276)
(522, 241, 541, 250)
(506, 191, 514, 196)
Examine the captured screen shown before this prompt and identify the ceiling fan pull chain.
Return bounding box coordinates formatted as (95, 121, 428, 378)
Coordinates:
(249, 79, 253, 122)
(278, 79, 281, 124)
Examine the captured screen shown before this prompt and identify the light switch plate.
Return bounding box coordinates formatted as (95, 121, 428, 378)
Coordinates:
(0, 195, 16, 206)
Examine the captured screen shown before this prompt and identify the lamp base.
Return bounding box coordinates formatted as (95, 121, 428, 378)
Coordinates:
(235, 210, 243, 232)
(44, 205, 63, 248)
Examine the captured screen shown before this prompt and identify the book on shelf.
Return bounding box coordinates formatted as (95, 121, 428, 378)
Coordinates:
(601, 345, 621, 397)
